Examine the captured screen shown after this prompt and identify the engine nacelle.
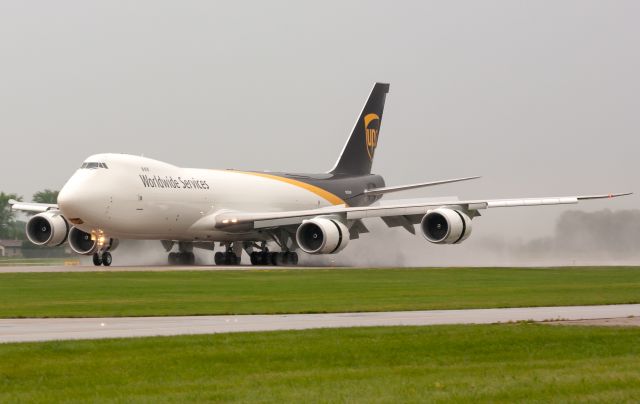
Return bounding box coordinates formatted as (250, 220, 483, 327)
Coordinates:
(68, 227, 97, 255)
(296, 217, 350, 254)
(26, 212, 69, 247)
(420, 208, 472, 244)
(68, 227, 119, 255)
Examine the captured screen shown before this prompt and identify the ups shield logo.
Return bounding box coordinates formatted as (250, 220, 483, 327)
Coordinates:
(364, 113, 380, 160)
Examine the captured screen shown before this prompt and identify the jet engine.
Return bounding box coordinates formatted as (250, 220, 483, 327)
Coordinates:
(68, 227, 118, 255)
(25, 212, 69, 247)
(420, 208, 472, 244)
(296, 217, 349, 254)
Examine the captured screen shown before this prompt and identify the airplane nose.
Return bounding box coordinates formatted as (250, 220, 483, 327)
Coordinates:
(56, 186, 72, 213)
(57, 184, 81, 220)
(57, 173, 94, 221)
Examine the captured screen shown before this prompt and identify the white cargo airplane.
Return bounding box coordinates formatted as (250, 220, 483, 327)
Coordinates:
(11, 83, 630, 266)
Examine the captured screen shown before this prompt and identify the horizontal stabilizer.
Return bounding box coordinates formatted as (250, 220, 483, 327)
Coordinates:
(364, 176, 480, 196)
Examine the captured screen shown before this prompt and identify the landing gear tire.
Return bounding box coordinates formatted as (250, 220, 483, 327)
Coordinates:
(274, 252, 286, 266)
(101, 252, 112, 267)
(168, 252, 178, 265)
(214, 252, 224, 265)
(215, 252, 241, 266)
(260, 251, 269, 265)
(183, 252, 195, 265)
(168, 252, 195, 265)
(228, 252, 241, 265)
(250, 250, 298, 266)
(284, 252, 298, 266)
(92, 253, 103, 266)
(249, 249, 271, 266)
(267, 252, 276, 266)
(250, 252, 259, 265)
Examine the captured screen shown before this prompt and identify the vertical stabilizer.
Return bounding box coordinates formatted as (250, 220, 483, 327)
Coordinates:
(329, 82, 390, 176)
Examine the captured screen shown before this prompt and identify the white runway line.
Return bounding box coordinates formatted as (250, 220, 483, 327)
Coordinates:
(1, 304, 639, 343)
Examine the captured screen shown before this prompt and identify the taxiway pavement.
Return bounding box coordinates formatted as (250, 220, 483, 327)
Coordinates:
(1, 304, 638, 343)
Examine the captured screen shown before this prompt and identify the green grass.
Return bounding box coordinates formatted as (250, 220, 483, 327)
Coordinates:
(1, 324, 639, 402)
(0, 267, 639, 318)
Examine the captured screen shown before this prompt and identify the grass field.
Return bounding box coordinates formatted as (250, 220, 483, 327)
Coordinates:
(0, 267, 639, 318)
(0, 324, 639, 402)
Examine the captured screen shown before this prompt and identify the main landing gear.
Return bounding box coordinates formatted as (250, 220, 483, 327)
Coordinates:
(214, 251, 241, 265)
(92, 251, 112, 267)
(213, 250, 298, 266)
(249, 250, 298, 266)
(167, 241, 196, 265)
(168, 251, 195, 265)
(212, 241, 299, 266)
(246, 240, 299, 266)
(213, 242, 242, 265)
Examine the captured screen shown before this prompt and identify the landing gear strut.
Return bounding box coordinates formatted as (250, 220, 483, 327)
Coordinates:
(92, 251, 112, 267)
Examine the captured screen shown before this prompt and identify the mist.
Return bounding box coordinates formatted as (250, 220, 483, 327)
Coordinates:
(105, 240, 214, 266)
(105, 209, 640, 267)
(325, 209, 640, 267)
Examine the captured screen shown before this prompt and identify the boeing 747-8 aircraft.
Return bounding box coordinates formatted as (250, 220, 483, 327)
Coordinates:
(11, 83, 630, 266)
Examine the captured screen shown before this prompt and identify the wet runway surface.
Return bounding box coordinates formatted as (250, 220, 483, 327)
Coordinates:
(0, 265, 323, 273)
(1, 304, 639, 343)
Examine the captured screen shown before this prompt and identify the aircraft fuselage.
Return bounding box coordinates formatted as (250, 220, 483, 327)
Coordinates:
(58, 153, 384, 241)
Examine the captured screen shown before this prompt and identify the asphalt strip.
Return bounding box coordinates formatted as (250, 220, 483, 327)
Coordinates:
(0, 265, 334, 273)
(1, 304, 639, 343)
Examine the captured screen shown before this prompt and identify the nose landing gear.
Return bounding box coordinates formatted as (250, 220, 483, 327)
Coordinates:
(92, 251, 112, 267)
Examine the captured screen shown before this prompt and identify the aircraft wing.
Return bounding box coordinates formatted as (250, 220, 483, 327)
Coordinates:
(9, 199, 58, 213)
(205, 192, 632, 232)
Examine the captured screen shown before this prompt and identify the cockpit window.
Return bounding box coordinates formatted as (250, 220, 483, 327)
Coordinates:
(80, 162, 108, 169)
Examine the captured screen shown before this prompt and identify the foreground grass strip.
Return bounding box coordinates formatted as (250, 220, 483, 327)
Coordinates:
(0, 324, 639, 402)
(0, 267, 639, 318)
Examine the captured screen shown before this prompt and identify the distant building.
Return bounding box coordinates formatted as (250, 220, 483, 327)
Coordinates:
(0, 240, 23, 257)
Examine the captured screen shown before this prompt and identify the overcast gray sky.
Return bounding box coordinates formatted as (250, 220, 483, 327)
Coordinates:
(1, 1, 638, 241)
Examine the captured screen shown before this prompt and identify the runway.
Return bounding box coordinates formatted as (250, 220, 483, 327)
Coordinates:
(0, 265, 325, 273)
(1, 304, 638, 343)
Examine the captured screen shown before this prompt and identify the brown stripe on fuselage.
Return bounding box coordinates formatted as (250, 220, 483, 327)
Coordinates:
(229, 171, 348, 206)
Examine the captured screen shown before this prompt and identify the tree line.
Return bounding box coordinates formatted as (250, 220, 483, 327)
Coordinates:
(0, 190, 69, 258)
(0, 189, 59, 239)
